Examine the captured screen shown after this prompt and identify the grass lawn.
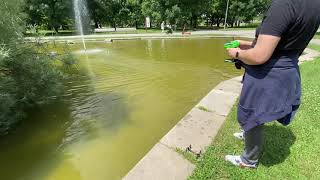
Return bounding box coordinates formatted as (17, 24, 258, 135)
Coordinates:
(314, 32, 320, 39)
(189, 46, 320, 179)
(308, 44, 320, 51)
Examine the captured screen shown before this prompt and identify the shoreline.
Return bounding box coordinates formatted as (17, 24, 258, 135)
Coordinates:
(24, 30, 255, 42)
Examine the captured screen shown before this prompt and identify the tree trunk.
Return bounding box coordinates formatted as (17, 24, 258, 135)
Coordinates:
(210, 16, 215, 27)
(229, 18, 235, 28)
(53, 26, 59, 33)
(95, 21, 99, 28)
(217, 17, 221, 28)
(193, 15, 197, 29)
(113, 22, 117, 31)
(135, 20, 138, 29)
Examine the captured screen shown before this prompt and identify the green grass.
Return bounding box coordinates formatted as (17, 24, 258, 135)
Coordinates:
(308, 43, 320, 51)
(175, 148, 200, 164)
(190, 54, 320, 179)
(24, 30, 75, 37)
(314, 32, 320, 39)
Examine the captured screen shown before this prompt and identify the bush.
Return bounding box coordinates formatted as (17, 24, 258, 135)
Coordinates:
(0, 0, 76, 134)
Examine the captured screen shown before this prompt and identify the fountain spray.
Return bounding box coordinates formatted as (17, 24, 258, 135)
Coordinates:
(74, 0, 88, 51)
(73, 0, 95, 77)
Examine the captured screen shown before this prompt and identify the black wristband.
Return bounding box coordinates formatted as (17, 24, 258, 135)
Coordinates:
(236, 51, 240, 59)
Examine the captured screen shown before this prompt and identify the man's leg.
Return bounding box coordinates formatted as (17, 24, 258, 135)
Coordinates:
(226, 125, 264, 168)
(241, 125, 264, 165)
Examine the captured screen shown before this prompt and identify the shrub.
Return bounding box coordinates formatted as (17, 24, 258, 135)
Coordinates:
(0, 0, 77, 134)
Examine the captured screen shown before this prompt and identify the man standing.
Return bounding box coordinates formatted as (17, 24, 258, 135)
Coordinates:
(225, 0, 320, 168)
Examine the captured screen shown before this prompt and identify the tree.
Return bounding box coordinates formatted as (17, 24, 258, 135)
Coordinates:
(127, 0, 144, 29)
(24, 0, 73, 33)
(88, 0, 127, 31)
(24, 0, 272, 31)
(225, 0, 271, 27)
(179, 0, 210, 28)
(207, 0, 226, 27)
(165, 5, 182, 27)
(87, 0, 105, 28)
(141, 0, 162, 27)
(1, 0, 77, 135)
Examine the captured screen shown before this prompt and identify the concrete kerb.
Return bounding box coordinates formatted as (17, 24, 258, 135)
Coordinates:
(123, 43, 318, 179)
(26, 35, 240, 44)
(160, 76, 243, 153)
(123, 143, 195, 180)
(299, 48, 320, 64)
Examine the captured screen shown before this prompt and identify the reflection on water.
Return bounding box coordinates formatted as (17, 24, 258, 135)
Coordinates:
(0, 38, 242, 180)
(74, 49, 104, 55)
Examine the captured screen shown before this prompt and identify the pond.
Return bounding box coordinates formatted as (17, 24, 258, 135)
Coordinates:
(0, 38, 242, 180)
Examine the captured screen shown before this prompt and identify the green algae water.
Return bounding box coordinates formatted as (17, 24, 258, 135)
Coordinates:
(0, 38, 242, 180)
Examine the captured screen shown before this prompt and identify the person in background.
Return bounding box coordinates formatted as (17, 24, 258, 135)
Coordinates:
(225, 0, 320, 168)
(161, 21, 165, 33)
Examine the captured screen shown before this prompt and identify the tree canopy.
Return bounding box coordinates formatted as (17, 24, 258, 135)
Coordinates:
(24, 0, 73, 32)
(23, 0, 272, 30)
(23, 0, 272, 31)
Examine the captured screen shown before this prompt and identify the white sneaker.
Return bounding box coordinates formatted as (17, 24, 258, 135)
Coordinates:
(233, 130, 245, 140)
(225, 155, 257, 169)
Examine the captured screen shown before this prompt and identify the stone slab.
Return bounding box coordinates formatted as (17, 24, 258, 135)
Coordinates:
(311, 38, 320, 45)
(196, 89, 239, 117)
(299, 48, 320, 64)
(123, 143, 195, 180)
(160, 108, 226, 152)
(214, 76, 243, 95)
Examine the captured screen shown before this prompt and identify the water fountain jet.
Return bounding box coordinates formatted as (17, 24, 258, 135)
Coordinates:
(73, 0, 95, 77)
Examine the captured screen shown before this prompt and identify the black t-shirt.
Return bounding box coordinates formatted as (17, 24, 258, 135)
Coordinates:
(255, 0, 320, 57)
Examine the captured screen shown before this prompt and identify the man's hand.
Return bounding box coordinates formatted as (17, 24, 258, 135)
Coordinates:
(227, 48, 241, 59)
(237, 40, 253, 50)
(236, 35, 281, 65)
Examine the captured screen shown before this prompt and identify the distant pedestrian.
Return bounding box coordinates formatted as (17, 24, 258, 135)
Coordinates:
(161, 21, 165, 33)
(225, 0, 320, 168)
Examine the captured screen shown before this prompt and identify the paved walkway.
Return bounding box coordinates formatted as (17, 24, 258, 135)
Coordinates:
(311, 39, 320, 45)
(25, 30, 256, 41)
(27, 29, 320, 45)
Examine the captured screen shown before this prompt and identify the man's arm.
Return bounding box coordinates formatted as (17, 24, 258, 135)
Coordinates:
(228, 35, 281, 65)
(237, 40, 253, 50)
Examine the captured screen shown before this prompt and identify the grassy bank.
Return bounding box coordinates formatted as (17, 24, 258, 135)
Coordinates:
(309, 44, 320, 52)
(189, 46, 320, 179)
(314, 32, 320, 39)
